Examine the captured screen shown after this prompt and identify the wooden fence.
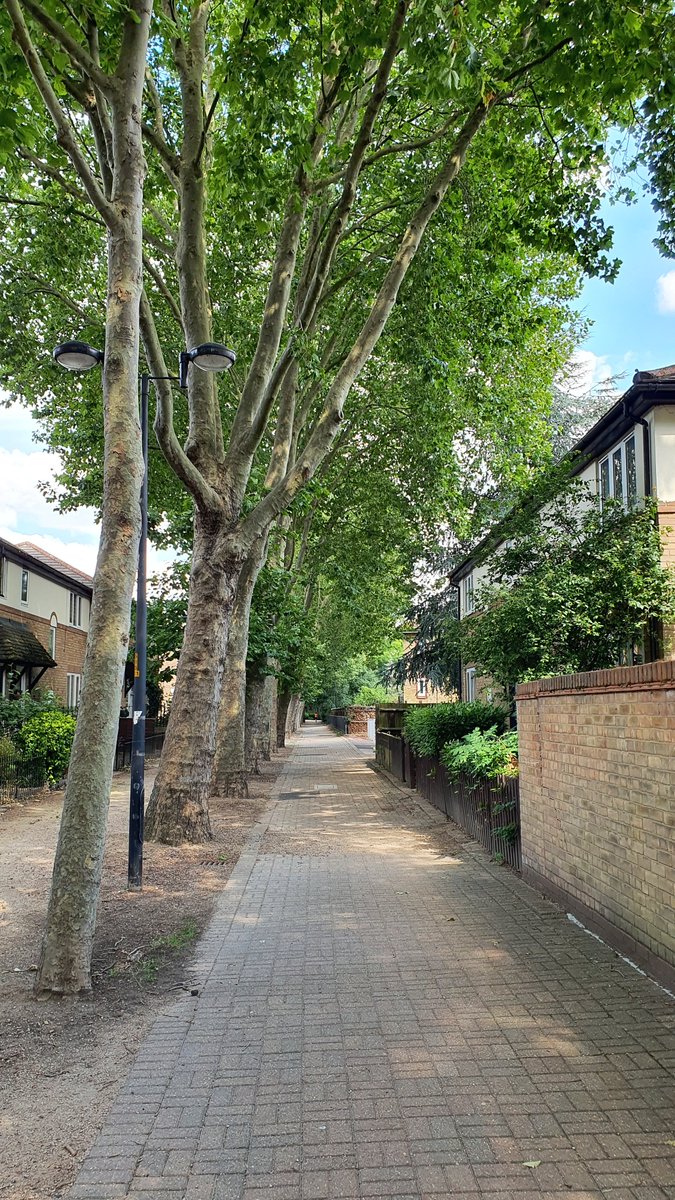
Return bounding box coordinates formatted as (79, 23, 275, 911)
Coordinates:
(375, 731, 521, 870)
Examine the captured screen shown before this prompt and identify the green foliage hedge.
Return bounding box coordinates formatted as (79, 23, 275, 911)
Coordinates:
(403, 702, 506, 758)
(16, 711, 76, 787)
(440, 727, 519, 781)
(0, 691, 63, 737)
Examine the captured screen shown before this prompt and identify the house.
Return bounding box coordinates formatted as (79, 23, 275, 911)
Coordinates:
(449, 366, 675, 700)
(0, 539, 93, 706)
(398, 631, 456, 704)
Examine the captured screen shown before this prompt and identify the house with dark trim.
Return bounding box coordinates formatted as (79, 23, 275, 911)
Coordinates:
(0, 539, 93, 706)
(449, 366, 675, 701)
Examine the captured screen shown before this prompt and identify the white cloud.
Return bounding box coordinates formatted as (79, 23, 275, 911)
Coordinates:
(0, 446, 174, 579)
(656, 270, 675, 315)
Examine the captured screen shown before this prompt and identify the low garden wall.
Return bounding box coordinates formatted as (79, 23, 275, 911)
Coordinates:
(517, 660, 675, 987)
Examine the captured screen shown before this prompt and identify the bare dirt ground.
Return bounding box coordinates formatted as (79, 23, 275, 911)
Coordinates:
(0, 750, 289, 1200)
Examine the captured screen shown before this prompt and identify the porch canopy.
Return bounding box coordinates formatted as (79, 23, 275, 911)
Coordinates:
(0, 617, 56, 692)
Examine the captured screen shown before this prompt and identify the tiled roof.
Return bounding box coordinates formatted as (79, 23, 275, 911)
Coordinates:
(635, 364, 675, 380)
(15, 542, 94, 591)
(0, 618, 55, 667)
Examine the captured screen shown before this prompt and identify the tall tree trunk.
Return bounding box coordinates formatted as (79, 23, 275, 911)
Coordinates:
(145, 519, 239, 843)
(244, 668, 267, 775)
(276, 687, 292, 749)
(31, 4, 152, 995)
(264, 673, 277, 757)
(213, 540, 267, 797)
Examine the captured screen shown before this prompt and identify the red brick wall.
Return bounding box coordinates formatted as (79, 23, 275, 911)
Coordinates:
(0, 603, 88, 704)
(516, 660, 675, 982)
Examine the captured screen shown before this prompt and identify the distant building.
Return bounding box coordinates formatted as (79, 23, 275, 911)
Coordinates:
(0, 539, 92, 706)
(449, 366, 675, 701)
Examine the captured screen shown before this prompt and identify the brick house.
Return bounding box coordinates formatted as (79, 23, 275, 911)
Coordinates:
(0, 539, 92, 707)
(449, 366, 675, 701)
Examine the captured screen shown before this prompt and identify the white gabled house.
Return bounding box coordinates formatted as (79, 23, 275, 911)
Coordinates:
(449, 365, 675, 700)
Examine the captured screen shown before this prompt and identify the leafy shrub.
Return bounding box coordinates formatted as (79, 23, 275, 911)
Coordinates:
(440, 727, 519, 781)
(0, 691, 63, 738)
(351, 684, 392, 706)
(403, 702, 507, 758)
(16, 711, 76, 787)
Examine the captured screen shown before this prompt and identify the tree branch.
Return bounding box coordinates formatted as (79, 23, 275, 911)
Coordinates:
(142, 255, 182, 326)
(5, 0, 116, 228)
(18, 0, 116, 94)
(140, 289, 223, 515)
(238, 95, 495, 548)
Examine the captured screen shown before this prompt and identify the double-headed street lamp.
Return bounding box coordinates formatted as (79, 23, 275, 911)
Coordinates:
(53, 338, 236, 889)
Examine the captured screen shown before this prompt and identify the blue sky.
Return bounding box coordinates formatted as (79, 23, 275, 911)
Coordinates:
(1, 178, 675, 574)
(575, 182, 675, 388)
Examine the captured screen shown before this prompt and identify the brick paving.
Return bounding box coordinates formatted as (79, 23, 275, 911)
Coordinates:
(70, 724, 675, 1200)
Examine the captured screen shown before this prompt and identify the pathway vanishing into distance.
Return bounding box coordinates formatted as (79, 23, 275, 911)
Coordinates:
(70, 724, 675, 1200)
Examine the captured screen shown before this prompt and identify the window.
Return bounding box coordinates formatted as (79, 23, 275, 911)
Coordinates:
(69, 592, 82, 627)
(49, 615, 57, 659)
(416, 678, 428, 698)
(20, 569, 29, 603)
(599, 435, 639, 509)
(0, 556, 6, 597)
(66, 673, 82, 709)
(462, 574, 475, 616)
(465, 667, 476, 702)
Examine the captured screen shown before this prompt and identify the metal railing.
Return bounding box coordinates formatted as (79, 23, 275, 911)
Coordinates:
(114, 730, 166, 772)
(0, 752, 48, 802)
(327, 713, 349, 734)
(375, 731, 521, 870)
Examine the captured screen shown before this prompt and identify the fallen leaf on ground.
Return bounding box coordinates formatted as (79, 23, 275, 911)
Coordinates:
(522, 1161, 541, 1168)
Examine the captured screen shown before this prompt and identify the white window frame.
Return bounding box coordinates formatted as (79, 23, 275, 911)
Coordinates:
(416, 678, 428, 698)
(599, 433, 638, 510)
(0, 556, 6, 597)
(66, 673, 82, 709)
(465, 667, 476, 702)
(20, 568, 29, 604)
(69, 592, 83, 627)
(462, 573, 475, 616)
(49, 614, 58, 659)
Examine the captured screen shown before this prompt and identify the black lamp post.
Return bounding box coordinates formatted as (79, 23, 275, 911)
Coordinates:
(53, 338, 236, 889)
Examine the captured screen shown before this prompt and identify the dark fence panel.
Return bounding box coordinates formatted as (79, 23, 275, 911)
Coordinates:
(114, 729, 166, 772)
(415, 755, 520, 869)
(327, 713, 349, 734)
(0, 752, 48, 802)
(375, 731, 405, 781)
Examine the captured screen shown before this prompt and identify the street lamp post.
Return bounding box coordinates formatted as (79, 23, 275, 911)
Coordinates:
(53, 339, 236, 890)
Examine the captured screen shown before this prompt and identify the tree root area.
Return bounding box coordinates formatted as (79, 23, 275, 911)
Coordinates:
(0, 749, 289, 1200)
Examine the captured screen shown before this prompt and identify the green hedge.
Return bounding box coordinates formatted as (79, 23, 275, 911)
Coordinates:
(16, 711, 76, 787)
(403, 702, 507, 758)
(440, 726, 519, 781)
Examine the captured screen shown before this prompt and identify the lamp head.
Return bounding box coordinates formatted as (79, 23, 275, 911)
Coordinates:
(186, 343, 236, 373)
(53, 341, 104, 371)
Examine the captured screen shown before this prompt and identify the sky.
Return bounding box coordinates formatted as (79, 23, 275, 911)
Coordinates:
(1, 173, 675, 578)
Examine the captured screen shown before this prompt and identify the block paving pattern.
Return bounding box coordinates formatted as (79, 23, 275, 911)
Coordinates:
(70, 725, 675, 1200)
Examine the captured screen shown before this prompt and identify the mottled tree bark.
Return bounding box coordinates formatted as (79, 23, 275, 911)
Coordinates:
(4, 0, 154, 994)
(276, 687, 292, 749)
(213, 539, 268, 797)
(145, 520, 240, 842)
(244, 668, 267, 775)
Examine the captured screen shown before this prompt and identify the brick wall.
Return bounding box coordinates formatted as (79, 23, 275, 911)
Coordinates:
(516, 660, 675, 986)
(0, 603, 88, 704)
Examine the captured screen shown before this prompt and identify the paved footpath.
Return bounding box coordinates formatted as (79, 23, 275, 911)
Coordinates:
(70, 725, 675, 1200)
